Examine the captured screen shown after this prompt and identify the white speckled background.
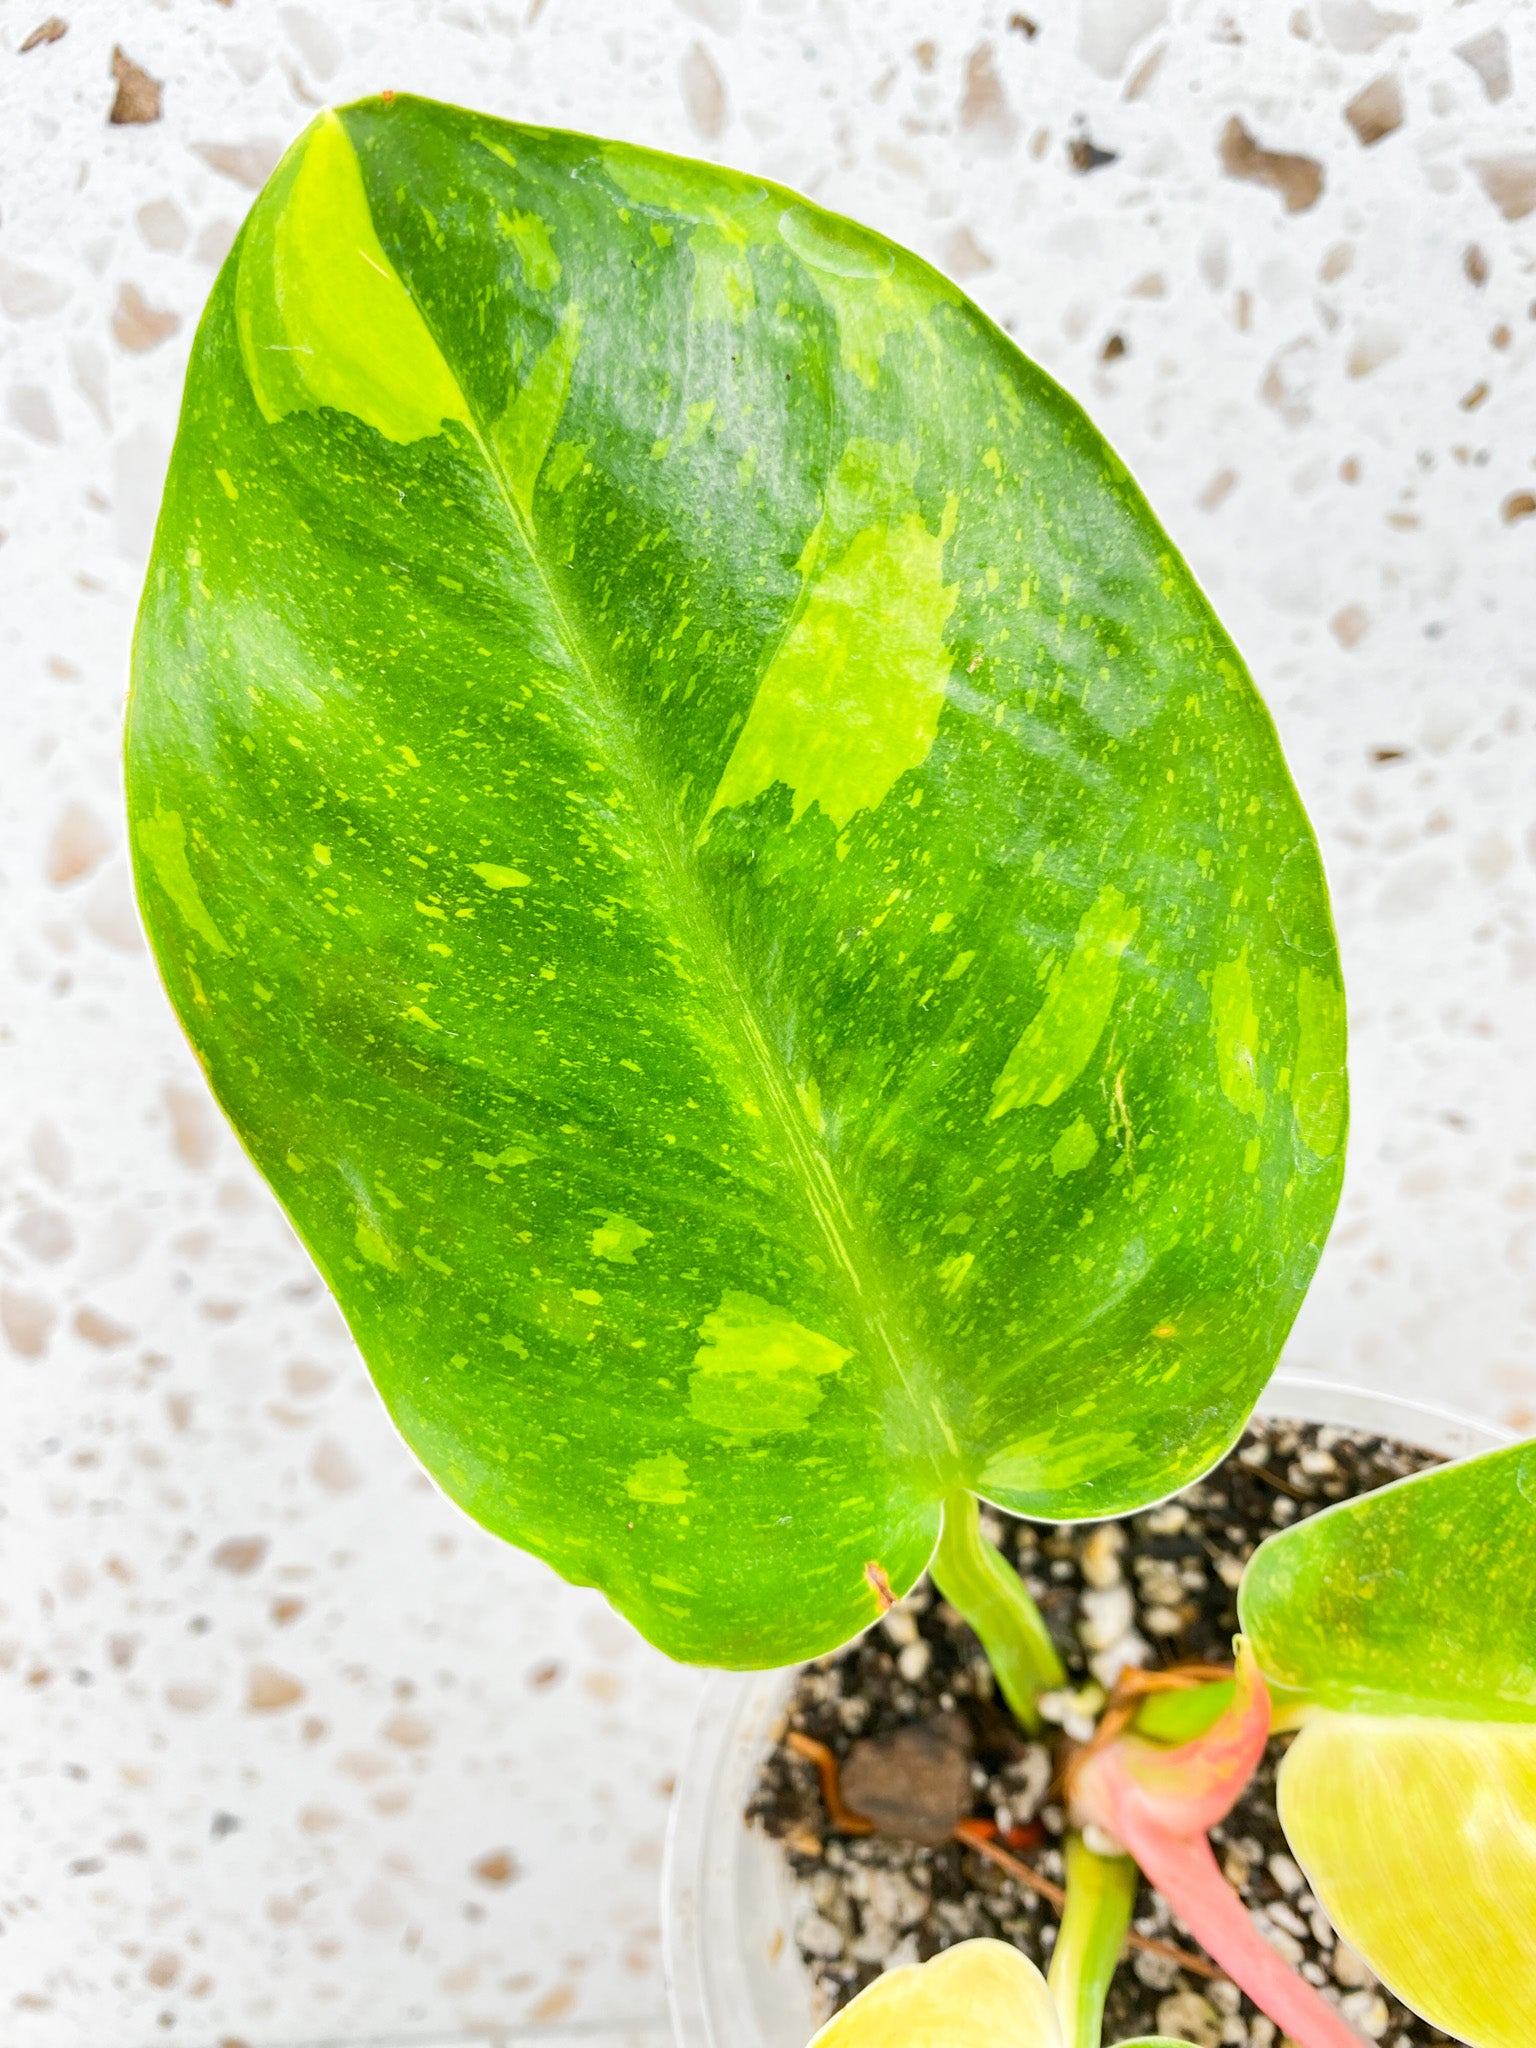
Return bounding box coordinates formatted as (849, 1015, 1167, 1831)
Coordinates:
(3, 1, 1535, 2042)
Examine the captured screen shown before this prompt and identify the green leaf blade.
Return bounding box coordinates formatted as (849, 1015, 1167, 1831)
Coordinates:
(127, 95, 1344, 1665)
(1241, 1440, 1536, 1720)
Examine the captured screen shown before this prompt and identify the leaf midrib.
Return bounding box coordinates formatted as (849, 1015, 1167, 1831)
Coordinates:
(399, 254, 942, 1473)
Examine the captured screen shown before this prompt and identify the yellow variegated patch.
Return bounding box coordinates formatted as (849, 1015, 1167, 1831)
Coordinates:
(705, 438, 958, 835)
(687, 1291, 852, 1438)
(989, 886, 1141, 1119)
(808, 1938, 1061, 2048)
(235, 111, 470, 445)
(1278, 1711, 1536, 2048)
(492, 301, 583, 513)
(1291, 965, 1346, 1159)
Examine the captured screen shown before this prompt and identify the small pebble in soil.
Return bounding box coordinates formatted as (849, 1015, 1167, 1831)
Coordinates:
(748, 1417, 1458, 2044)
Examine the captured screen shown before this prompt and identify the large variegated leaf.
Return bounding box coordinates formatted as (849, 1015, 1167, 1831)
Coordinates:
(1242, 1441, 1536, 2047)
(809, 1938, 1061, 2048)
(127, 95, 1344, 1665)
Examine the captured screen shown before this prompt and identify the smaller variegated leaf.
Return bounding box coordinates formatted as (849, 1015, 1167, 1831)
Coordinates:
(1241, 1439, 1536, 2048)
(807, 1938, 1061, 2048)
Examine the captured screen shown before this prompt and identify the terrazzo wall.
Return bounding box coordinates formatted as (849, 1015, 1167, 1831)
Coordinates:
(3, 0, 1535, 2042)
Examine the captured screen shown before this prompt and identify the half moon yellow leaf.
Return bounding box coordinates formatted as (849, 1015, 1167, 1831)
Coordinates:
(1278, 1710, 1536, 2048)
(808, 1937, 1062, 2048)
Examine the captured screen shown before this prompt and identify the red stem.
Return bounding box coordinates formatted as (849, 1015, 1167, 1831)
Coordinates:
(1071, 1649, 1365, 2048)
(1112, 1641, 1271, 1836)
(1112, 1814, 1364, 2048)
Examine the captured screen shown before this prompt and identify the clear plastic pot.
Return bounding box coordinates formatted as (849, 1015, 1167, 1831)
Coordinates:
(660, 1372, 1513, 2048)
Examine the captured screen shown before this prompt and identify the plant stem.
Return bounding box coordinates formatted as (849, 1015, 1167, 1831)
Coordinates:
(929, 1490, 1065, 1732)
(1047, 1831, 1139, 2048)
(1112, 1821, 1364, 2048)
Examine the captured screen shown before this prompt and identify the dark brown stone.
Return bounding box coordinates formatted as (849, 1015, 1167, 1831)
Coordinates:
(1067, 132, 1118, 174)
(840, 1711, 973, 1845)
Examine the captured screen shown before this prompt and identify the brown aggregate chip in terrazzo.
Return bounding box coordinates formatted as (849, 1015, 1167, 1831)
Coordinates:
(108, 45, 162, 124)
(748, 1418, 1458, 2047)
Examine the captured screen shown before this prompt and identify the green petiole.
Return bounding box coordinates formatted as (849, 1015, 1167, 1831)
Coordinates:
(1047, 1831, 1139, 2048)
(929, 1489, 1066, 1732)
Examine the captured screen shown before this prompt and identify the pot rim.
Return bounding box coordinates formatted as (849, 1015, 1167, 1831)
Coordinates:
(659, 1370, 1516, 2048)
